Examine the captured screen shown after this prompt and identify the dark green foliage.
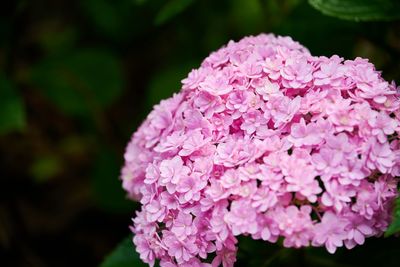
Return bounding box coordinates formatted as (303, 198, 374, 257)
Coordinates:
(100, 237, 148, 267)
(309, 0, 400, 21)
(237, 235, 400, 267)
(146, 61, 197, 109)
(0, 76, 25, 134)
(31, 49, 123, 117)
(155, 0, 196, 25)
(92, 148, 136, 213)
(386, 194, 400, 236)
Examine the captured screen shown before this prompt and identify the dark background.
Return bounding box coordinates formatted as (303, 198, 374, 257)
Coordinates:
(1, 0, 400, 266)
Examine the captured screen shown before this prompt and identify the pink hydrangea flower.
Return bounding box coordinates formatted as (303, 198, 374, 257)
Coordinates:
(251, 185, 278, 212)
(321, 179, 356, 212)
(162, 231, 198, 263)
(171, 212, 197, 240)
(224, 199, 258, 235)
(159, 156, 190, 193)
(312, 211, 349, 253)
(268, 95, 301, 128)
(272, 205, 314, 248)
(280, 55, 314, 89)
(313, 55, 347, 87)
(366, 140, 396, 173)
(287, 118, 324, 147)
(219, 169, 241, 189)
(255, 79, 281, 101)
(133, 234, 157, 266)
(240, 108, 268, 135)
(121, 34, 400, 266)
(368, 111, 397, 143)
(176, 174, 207, 203)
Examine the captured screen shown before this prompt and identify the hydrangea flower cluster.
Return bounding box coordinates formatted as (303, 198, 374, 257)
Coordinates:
(121, 34, 400, 267)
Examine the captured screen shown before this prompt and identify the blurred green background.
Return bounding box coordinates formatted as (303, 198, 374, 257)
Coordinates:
(1, 0, 400, 266)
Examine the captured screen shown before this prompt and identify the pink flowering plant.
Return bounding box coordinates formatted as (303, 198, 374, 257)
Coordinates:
(121, 34, 400, 267)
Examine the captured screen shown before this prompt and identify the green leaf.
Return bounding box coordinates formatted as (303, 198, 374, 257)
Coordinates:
(133, 0, 147, 5)
(100, 236, 147, 267)
(230, 0, 265, 35)
(80, 0, 148, 40)
(30, 155, 62, 183)
(81, 0, 121, 38)
(146, 61, 196, 108)
(308, 0, 400, 21)
(30, 49, 124, 116)
(91, 148, 135, 213)
(385, 195, 400, 236)
(276, 1, 361, 58)
(155, 0, 195, 25)
(37, 23, 78, 55)
(0, 75, 26, 134)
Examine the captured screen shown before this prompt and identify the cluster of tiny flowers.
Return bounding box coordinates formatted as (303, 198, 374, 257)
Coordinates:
(121, 34, 400, 267)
